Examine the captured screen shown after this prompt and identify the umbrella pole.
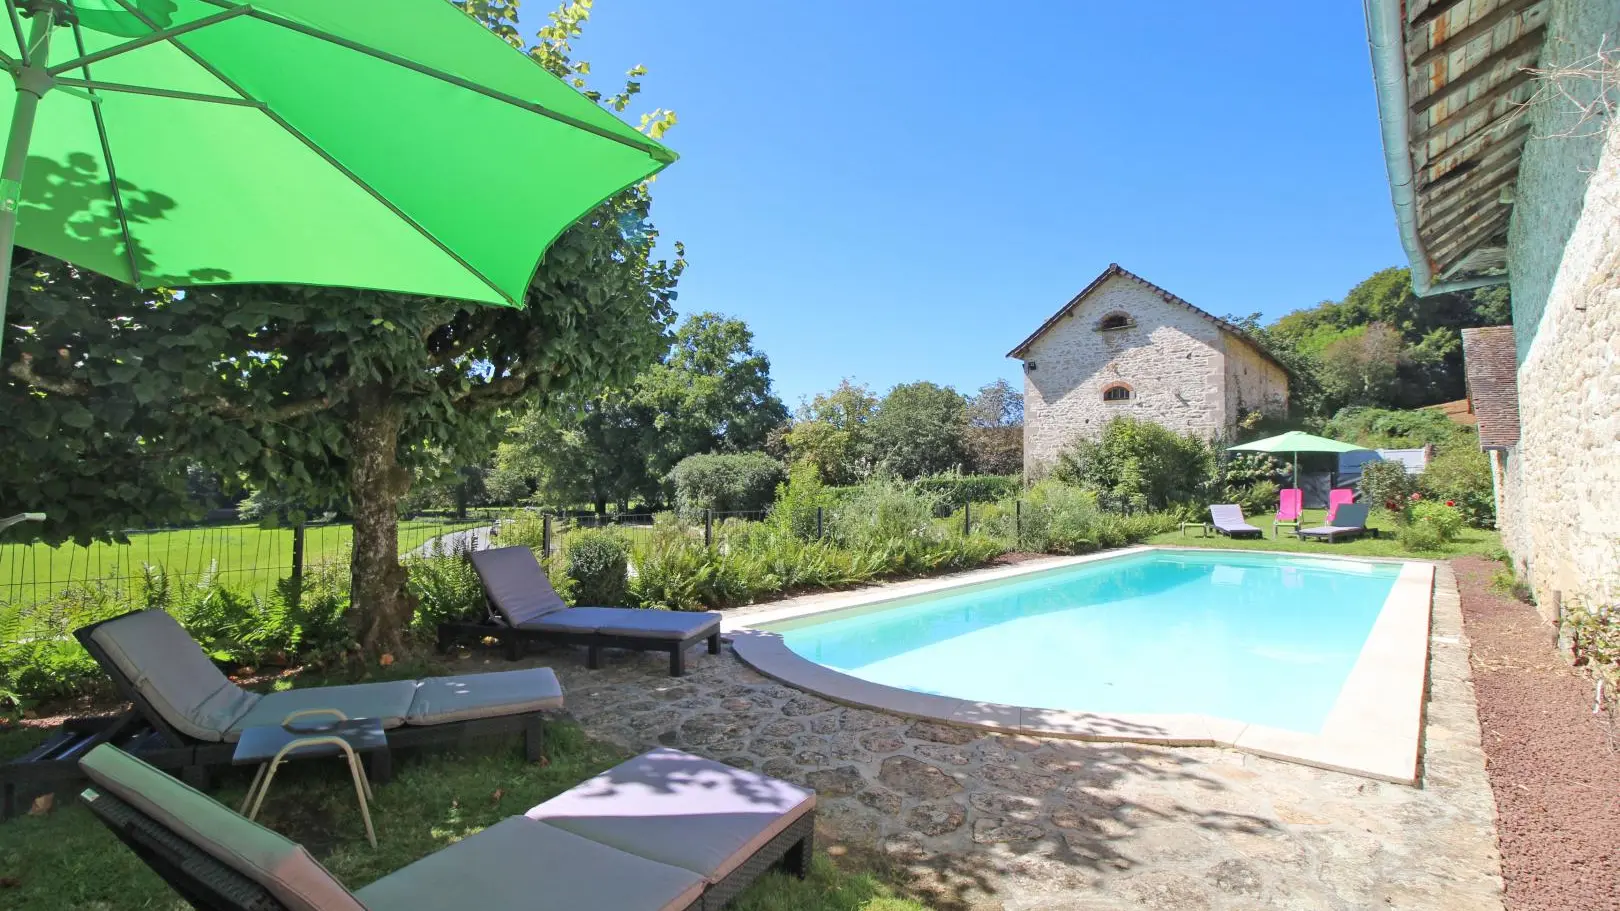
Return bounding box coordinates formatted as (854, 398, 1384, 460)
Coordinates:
(0, 4, 55, 358)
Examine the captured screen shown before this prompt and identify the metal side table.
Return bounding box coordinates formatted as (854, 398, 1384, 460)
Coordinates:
(232, 710, 388, 847)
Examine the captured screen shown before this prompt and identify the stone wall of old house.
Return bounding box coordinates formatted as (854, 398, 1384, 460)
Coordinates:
(1505, 55, 1620, 620)
(1020, 275, 1228, 474)
(1222, 335, 1290, 428)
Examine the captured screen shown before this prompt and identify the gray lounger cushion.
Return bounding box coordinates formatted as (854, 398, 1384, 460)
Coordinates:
(80, 745, 366, 911)
(91, 610, 563, 742)
(526, 747, 815, 883)
(1299, 504, 1370, 539)
(513, 606, 719, 640)
(226, 681, 420, 740)
(405, 667, 563, 725)
(89, 609, 260, 742)
(354, 817, 705, 911)
(1208, 504, 1260, 533)
(469, 546, 568, 625)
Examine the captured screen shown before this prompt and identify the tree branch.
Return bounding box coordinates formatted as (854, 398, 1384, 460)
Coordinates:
(210, 394, 335, 422)
(7, 354, 92, 395)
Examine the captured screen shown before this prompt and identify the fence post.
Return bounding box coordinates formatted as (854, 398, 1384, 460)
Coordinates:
(1015, 500, 1022, 548)
(289, 523, 306, 607)
(542, 513, 553, 559)
(963, 502, 971, 536)
(816, 506, 824, 539)
(704, 509, 713, 548)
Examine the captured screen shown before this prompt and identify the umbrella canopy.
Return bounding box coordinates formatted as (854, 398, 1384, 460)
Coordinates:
(0, 0, 676, 348)
(1227, 431, 1368, 485)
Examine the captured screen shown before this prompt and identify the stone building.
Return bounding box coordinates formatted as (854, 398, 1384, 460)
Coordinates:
(1007, 264, 1289, 474)
(1365, 0, 1620, 616)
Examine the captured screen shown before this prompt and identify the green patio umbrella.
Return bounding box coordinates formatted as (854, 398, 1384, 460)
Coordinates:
(0, 0, 676, 354)
(1226, 430, 1367, 487)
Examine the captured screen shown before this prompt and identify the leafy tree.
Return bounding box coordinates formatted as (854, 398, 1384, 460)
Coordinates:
(867, 381, 968, 480)
(667, 452, 785, 520)
(963, 379, 1024, 475)
(498, 391, 656, 514)
(0, 1, 681, 655)
(783, 379, 879, 485)
(1317, 324, 1404, 406)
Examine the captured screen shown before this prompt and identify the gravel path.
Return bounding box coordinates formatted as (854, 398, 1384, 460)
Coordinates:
(1452, 555, 1620, 911)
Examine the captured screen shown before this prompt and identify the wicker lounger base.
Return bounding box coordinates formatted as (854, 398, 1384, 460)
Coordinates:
(437, 620, 723, 677)
(81, 787, 814, 911)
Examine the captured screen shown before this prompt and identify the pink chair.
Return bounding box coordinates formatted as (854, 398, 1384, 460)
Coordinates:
(1326, 488, 1356, 524)
(1274, 488, 1303, 538)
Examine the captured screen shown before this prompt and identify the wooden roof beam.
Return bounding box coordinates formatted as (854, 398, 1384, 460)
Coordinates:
(1432, 210, 1512, 267)
(1412, 68, 1534, 144)
(1412, 26, 1546, 116)
(1412, 0, 1541, 69)
(1425, 187, 1515, 251)
(1417, 107, 1529, 175)
(1422, 159, 1522, 223)
(1409, 0, 1467, 31)
(1421, 123, 1532, 194)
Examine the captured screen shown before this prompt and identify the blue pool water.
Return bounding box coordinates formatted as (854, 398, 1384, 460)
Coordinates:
(767, 551, 1401, 733)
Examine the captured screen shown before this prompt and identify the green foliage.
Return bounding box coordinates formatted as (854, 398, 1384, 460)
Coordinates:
(1358, 460, 1414, 513)
(866, 382, 968, 480)
(1218, 453, 1289, 514)
(1397, 520, 1447, 552)
(1053, 416, 1214, 512)
(1410, 500, 1464, 541)
(769, 461, 839, 541)
(783, 380, 880, 485)
(407, 551, 486, 629)
(962, 379, 1024, 475)
(1323, 406, 1473, 451)
(561, 529, 631, 606)
(913, 473, 1021, 509)
(827, 477, 943, 549)
(1566, 597, 1620, 686)
(667, 453, 785, 520)
(1418, 448, 1496, 528)
(989, 481, 1099, 554)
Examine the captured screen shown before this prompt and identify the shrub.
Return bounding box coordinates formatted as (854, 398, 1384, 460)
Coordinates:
(913, 473, 1020, 510)
(1419, 448, 1495, 528)
(1218, 453, 1289, 514)
(667, 452, 785, 521)
(1053, 416, 1213, 511)
(1093, 511, 1179, 547)
(828, 477, 943, 549)
(988, 480, 1101, 554)
(630, 529, 727, 611)
(1397, 520, 1447, 552)
(1323, 405, 1474, 452)
(1358, 460, 1413, 513)
(769, 461, 839, 540)
(560, 529, 630, 607)
(408, 550, 486, 629)
(1410, 500, 1464, 542)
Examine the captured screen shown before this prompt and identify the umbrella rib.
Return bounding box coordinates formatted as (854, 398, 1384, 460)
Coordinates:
(6, 1, 27, 66)
(188, 0, 675, 163)
(46, 5, 253, 76)
(69, 19, 142, 290)
(106, 0, 514, 306)
(54, 78, 266, 108)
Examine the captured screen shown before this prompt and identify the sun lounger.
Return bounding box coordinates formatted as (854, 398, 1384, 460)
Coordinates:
(75, 609, 560, 784)
(1208, 504, 1263, 539)
(1296, 503, 1371, 543)
(1274, 488, 1303, 538)
(78, 742, 814, 911)
(1326, 488, 1356, 524)
(437, 546, 722, 677)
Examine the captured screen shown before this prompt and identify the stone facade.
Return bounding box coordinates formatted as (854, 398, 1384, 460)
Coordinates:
(1014, 269, 1288, 473)
(1494, 0, 1620, 619)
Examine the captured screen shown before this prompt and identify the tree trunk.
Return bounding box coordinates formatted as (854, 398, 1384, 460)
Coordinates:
(346, 384, 416, 657)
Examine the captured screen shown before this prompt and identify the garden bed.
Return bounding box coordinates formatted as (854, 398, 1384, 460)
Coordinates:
(1452, 555, 1620, 911)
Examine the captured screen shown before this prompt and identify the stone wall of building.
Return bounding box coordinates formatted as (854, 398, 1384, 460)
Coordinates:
(1506, 84, 1620, 619)
(1222, 334, 1290, 425)
(1020, 275, 1227, 473)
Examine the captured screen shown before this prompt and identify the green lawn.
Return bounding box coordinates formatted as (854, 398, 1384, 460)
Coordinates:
(0, 717, 928, 911)
(0, 518, 491, 606)
(1145, 508, 1501, 558)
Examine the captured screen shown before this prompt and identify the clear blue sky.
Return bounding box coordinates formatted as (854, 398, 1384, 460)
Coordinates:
(571, 1, 1404, 408)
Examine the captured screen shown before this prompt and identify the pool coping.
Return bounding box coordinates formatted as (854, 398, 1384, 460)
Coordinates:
(726, 545, 1436, 785)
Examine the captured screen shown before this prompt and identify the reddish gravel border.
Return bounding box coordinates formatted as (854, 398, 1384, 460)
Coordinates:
(1452, 555, 1620, 911)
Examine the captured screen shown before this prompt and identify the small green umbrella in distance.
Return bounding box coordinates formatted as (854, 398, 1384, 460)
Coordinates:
(1226, 430, 1369, 487)
(0, 0, 677, 354)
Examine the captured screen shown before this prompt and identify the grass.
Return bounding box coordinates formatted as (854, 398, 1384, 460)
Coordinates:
(1145, 507, 1502, 558)
(0, 517, 491, 606)
(0, 718, 928, 911)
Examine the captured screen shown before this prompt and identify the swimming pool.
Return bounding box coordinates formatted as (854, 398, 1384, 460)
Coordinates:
(731, 547, 1435, 782)
(764, 550, 1398, 733)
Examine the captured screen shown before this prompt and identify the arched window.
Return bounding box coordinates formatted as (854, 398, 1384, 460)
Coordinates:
(1103, 384, 1132, 402)
(1096, 312, 1133, 331)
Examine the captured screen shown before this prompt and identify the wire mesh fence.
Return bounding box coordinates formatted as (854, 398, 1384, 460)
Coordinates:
(0, 514, 501, 608)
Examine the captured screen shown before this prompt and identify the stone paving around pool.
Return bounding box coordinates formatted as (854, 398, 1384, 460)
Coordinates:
(470, 561, 1502, 910)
